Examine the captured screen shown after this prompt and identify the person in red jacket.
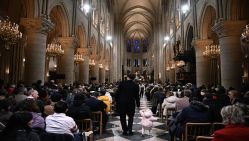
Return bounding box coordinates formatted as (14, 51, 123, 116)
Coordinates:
(212, 105, 249, 141)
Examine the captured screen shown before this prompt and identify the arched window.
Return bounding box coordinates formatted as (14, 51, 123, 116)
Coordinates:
(127, 40, 131, 52)
(142, 39, 148, 52)
(134, 39, 140, 53)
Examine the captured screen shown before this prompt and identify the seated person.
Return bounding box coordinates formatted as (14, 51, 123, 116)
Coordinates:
(212, 105, 249, 141)
(45, 101, 78, 137)
(0, 112, 40, 141)
(98, 88, 111, 113)
(18, 99, 45, 130)
(169, 98, 211, 140)
(85, 92, 108, 131)
(0, 99, 13, 126)
(67, 94, 91, 120)
(162, 91, 178, 116)
(175, 89, 191, 112)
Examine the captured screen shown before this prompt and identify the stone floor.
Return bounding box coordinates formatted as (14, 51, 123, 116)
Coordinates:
(94, 96, 171, 141)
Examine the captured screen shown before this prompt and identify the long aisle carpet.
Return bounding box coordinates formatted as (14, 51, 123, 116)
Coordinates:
(94, 95, 171, 141)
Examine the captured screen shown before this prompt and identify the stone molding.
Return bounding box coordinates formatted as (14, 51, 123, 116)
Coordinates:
(77, 47, 90, 57)
(58, 37, 78, 48)
(212, 20, 247, 38)
(192, 39, 213, 49)
(20, 17, 54, 34)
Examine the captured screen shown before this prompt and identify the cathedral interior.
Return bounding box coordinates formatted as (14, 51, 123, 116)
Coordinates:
(0, 0, 249, 89)
(1, 0, 249, 141)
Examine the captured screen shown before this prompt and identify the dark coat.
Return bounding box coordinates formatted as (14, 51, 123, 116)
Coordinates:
(173, 100, 211, 137)
(85, 97, 107, 113)
(116, 80, 140, 114)
(67, 103, 91, 120)
(1, 130, 40, 141)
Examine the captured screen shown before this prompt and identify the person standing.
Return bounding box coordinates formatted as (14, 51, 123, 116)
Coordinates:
(139, 83, 145, 98)
(116, 74, 140, 136)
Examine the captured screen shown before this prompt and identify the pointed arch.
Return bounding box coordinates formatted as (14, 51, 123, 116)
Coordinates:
(76, 25, 86, 48)
(185, 24, 194, 50)
(48, 2, 70, 37)
(199, 5, 217, 41)
(90, 35, 97, 58)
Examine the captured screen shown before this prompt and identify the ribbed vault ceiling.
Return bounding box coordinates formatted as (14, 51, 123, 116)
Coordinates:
(114, 0, 160, 39)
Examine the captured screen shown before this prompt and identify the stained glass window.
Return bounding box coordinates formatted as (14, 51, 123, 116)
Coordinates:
(127, 40, 131, 52)
(142, 39, 148, 52)
(134, 40, 140, 53)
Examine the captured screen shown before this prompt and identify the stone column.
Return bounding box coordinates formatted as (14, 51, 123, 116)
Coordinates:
(79, 59, 89, 84)
(78, 48, 90, 84)
(212, 20, 247, 89)
(58, 37, 78, 85)
(99, 67, 105, 84)
(20, 17, 53, 85)
(105, 69, 110, 83)
(91, 65, 99, 84)
(193, 39, 213, 87)
(169, 68, 175, 83)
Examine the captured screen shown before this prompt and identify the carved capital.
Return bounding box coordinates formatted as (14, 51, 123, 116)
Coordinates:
(77, 47, 90, 56)
(212, 20, 247, 38)
(20, 17, 54, 34)
(58, 37, 78, 48)
(192, 39, 213, 48)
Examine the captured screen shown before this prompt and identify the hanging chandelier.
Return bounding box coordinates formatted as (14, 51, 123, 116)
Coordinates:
(176, 60, 185, 67)
(89, 59, 95, 65)
(0, 17, 22, 49)
(203, 45, 220, 58)
(46, 39, 64, 57)
(99, 64, 103, 68)
(241, 24, 249, 43)
(74, 53, 84, 63)
(166, 66, 170, 71)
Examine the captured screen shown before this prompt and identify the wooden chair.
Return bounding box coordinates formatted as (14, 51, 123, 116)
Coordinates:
(109, 104, 115, 118)
(212, 122, 225, 133)
(244, 115, 249, 126)
(76, 119, 93, 132)
(185, 122, 212, 141)
(196, 136, 213, 141)
(0, 122, 5, 132)
(165, 107, 176, 126)
(76, 119, 93, 141)
(92, 111, 103, 136)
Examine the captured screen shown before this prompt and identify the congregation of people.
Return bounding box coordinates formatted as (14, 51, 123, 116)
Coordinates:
(0, 77, 249, 141)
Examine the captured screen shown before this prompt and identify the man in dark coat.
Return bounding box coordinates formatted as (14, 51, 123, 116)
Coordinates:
(116, 74, 140, 136)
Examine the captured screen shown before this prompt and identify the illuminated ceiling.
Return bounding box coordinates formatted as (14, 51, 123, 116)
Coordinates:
(114, 0, 160, 39)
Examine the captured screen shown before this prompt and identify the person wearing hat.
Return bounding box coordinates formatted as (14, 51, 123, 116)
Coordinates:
(116, 73, 140, 136)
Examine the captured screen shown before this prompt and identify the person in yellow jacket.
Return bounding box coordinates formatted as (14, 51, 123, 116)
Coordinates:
(98, 88, 111, 113)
